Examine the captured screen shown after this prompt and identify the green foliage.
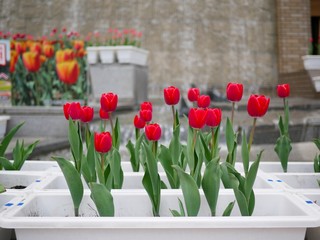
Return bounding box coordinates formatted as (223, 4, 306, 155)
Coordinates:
(225, 118, 237, 166)
(0, 122, 24, 157)
(90, 183, 114, 216)
(68, 118, 83, 172)
(0, 139, 39, 170)
(53, 156, 84, 217)
(126, 133, 145, 172)
(313, 138, 320, 173)
(0, 184, 5, 193)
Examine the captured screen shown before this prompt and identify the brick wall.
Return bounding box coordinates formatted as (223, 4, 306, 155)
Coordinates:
(0, 0, 278, 97)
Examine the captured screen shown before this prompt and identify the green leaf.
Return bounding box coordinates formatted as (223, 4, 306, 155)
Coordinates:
(68, 119, 82, 171)
(0, 183, 5, 193)
(186, 126, 195, 173)
(53, 156, 84, 216)
(172, 165, 200, 216)
(170, 209, 182, 217)
(314, 155, 320, 173)
(274, 135, 292, 173)
(113, 118, 121, 150)
(0, 122, 24, 157)
(220, 162, 232, 189)
(89, 183, 114, 216)
(0, 157, 14, 170)
(86, 134, 96, 182)
(278, 116, 285, 136)
(159, 145, 177, 189)
(169, 123, 181, 166)
(126, 140, 138, 172)
(14, 140, 39, 170)
(241, 130, 249, 177)
(313, 138, 320, 151)
(222, 201, 235, 216)
(110, 148, 124, 189)
(142, 142, 159, 196)
(202, 157, 221, 216)
(199, 133, 212, 163)
(142, 168, 161, 216)
(225, 118, 235, 153)
(248, 190, 255, 216)
(170, 198, 186, 217)
(229, 174, 249, 216)
(244, 150, 263, 200)
(284, 99, 290, 134)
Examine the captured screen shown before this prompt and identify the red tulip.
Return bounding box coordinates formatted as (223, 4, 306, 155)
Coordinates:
(197, 95, 210, 108)
(145, 123, 161, 141)
(206, 108, 222, 127)
(80, 106, 94, 123)
(187, 88, 200, 102)
(10, 50, 18, 73)
(63, 102, 82, 120)
(140, 101, 152, 111)
(100, 92, 118, 113)
(164, 86, 180, 105)
(15, 41, 27, 55)
(43, 44, 54, 58)
(247, 94, 270, 118)
(22, 52, 41, 72)
(56, 49, 75, 63)
(94, 132, 112, 153)
(30, 42, 42, 55)
(277, 84, 290, 98)
(99, 108, 109, 120)
(139, 109, 152, 122)
(134, 115, 146, 129)
(56, 60, 80, 85)
(226, 82, 243, 102)
(188, 108, 207, 129)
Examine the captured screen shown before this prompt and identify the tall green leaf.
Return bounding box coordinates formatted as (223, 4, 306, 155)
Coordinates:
(241, 130, 249, 177)
(172, 165, 200, 216)
(225, 118, 235, 153)
(201, 157, 221, 216)
(222, 201, 235, 216)
(110, 148, 124, 189)
(90, 183, 114, 216)
(244, 151, 263, 200)
(0, 122, 24, 157)
(53, 156, 84, 216)
(68, 119, 82, 171)
(142, 168, 161, 216)
(274, 135, 292, 173)
(159, 145, 179, 189)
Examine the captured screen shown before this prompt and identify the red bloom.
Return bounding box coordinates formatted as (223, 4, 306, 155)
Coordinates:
(277, 84, 290, 98)
(226, 82, 243, 102)
(164, 86, 180, 105)
(206, 108, 222, 127)
(139, 109, 152, 122)
(63, 102, 82, 120)
(99, 108, 109, 120)
(80, 106, 94, 123)
(100, 92, 118, 113)
(187, 88, 200, 102)
(247, 94, 270, 118)
(94, 132, 112, 153)
(140, 101, 152, 111)
(188, 108, 207, 129)
(197, 95, 210, 108)
(134, 115, 146, 129)
(145, 123, 161, 141)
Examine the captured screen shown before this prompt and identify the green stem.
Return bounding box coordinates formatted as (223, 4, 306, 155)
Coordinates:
(109, 112, 114, 136)
(100, 153, 106, 184)
(231, 102, 235, 125)
(85, 123, 90, 148)
(248, 118, 257, 152)
(211, 127, 215, 159)
(74, 207, 79, 217)
(135, 128, 140, 141)
(171, 105, 176, 130)
(191, 129, 198, 175)
(152, 141, 157, 158)
(33, 72, 40, 106)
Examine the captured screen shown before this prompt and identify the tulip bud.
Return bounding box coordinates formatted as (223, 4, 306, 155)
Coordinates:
(206, 108, 222, 127)
(22, 52, 41, 72)
(145, 123, 161, 141)
(188, 108, 207, 129)
(63, 103, 71, 120)
(247, 94, 270, 118)
(187, 88, 200, 102)
(277, 84, 290, 98)
(163, 86, 180, 105)
(94, 132, 112, 153)
(134, 115, 146, 129)
(139, 109, 152, 122)
(80, 106, 94, 123)
(226, 82, 243, 102)
(140, 101, 152, 111)
(197, 95, 210, 108)
(99, 108, 109, 120)
(100, 92, 118, 113)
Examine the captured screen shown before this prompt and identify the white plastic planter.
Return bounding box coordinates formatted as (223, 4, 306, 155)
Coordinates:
(0, 172, 46, 191)
(98, 46, 116, 63)
(0, 192, 23, 240)
(86, 46, 100, 64)
(0, 115, 10, 138)
(259, 162, 314, 173)
(272, 173, 320, 190)
(302, 55, 320, 92)
(116, 46, 149, 66)
(1, 190, 318, 240)
(10, 160, 60, 172)
(38, 172, 276, 190)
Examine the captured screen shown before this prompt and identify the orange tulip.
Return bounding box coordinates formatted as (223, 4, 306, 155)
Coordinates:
(43, 44, 54, 58)
(73, 40, 84, 51)
(15, 41, 27, 55)
(22, 52, 41, 72)
(76, 48, 86, 58)
(56, 49, 74, 63)
(30, 42, 42, 55)
(40, 55, 47, 64)
(10, 41, 15, 50)
(10, 50, 19, 73)
(56, 60, 80, 84)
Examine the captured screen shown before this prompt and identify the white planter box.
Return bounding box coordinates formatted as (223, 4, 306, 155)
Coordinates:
(98, 46, 115, 63)
(38, 172, 276, 190)
(0, 192, 23, 240)
(86, 46, 100, 64)
(0, 115, 10, 138)
(273, 173, 320, 190)
(8, 160, 60, 172)
(1, 190, 318, 240)
(259, 162, 314, 173)
(0, 172, 46, 191)
(302, 55, 320, 92)
(116, 46, 149, 66)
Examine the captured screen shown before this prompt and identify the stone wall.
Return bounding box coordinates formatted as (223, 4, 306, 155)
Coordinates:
(0, 0, 278, 96)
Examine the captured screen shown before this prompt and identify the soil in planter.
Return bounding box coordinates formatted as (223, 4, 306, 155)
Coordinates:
(10, 185, 26, 189)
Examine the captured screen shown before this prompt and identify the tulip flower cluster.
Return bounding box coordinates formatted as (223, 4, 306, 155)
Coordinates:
(9, 28, 87, 106)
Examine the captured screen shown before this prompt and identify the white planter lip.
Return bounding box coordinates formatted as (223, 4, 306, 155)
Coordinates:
(269, 172, 320, 190)
(6, 160, 59, 172)
(258, 162, 314, 173)
(86, 46, 100, 51)
(115, 45, 149, 54)
(0, 115, 10, 121)
(1, 190, 319, 229)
